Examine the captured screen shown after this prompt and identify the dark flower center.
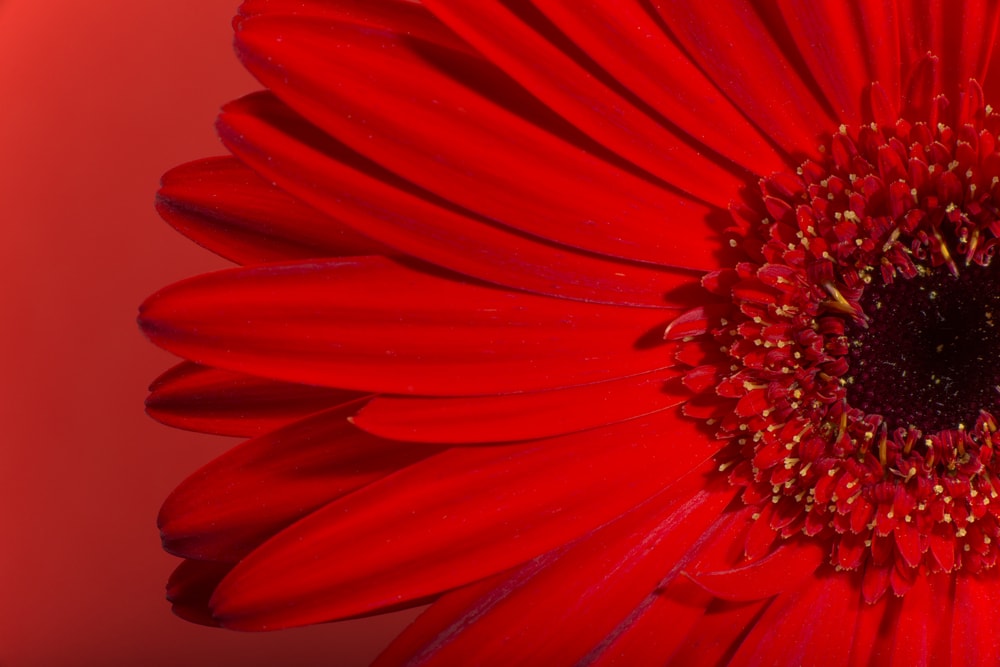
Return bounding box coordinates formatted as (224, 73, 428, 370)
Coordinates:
(848, 264, 1000, 433)
(671, 81, 1000, 601)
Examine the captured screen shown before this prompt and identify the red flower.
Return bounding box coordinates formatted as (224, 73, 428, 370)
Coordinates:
(141, 1, 1000, 664)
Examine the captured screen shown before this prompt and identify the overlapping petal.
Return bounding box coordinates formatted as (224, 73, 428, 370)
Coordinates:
(140, 256, 676, 396)
(142, 0, 1000, 663)
(147, 362, 361, 437)
(217, 92, 708, 306)
(208, 409, 720, 629)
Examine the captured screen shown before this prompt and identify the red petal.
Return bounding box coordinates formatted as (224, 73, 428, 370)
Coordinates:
(727, 570, 861, 667)
(952, 572, 1000, 666)
(526, 0, 788, 176)
(418, 0, 751, 206)
(166, 560, 233, 627)
(778, 0, 899, 127)
(219, 93, 702, 306)
(375, 480, 734, 666)
(890, 571, 932, 667)
(157, 156, 387, 264)
(139, 257, 676, 396)
(238, 0, 471, 53)
(158, 403, 442, 561)
(353, 370, 684, 444)
(208, 409, 722, 629)
(663, 598, 771, 667)
(147, 362, 360, 437)
(900, 0, 1000, 103)
(686, 540, 826, 602)
(651, 0, 835, 162)
(233, 14, 726, 268)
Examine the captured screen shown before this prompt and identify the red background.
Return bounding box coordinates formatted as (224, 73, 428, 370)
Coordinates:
(0, 1, 415, 664)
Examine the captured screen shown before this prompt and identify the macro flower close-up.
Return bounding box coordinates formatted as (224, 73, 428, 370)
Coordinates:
(139, 1, 1000, 664)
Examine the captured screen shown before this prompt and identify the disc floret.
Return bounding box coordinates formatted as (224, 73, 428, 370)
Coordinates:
(671, 81, 1000, 601)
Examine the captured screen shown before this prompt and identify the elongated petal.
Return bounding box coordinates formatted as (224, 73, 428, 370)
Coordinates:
(238, 0, 473, 54)
(157, 156, 388, 264)
(139, 257, 676, 396)
(353, 370, 683, 443)
(208, 409, 724, 629)
(726, 569, 861, 667)
(900, 0, 1000, 101)
(685, 540, 826, 602)
(166, 560, 233, 627)
(231, 14, 728, 268)
(418, 0, 753, 206)
(159, 403, 443, 561)
(147, 362, 360, 437)
(375, 478, 735, 666)
(651, 0, 836, 161)
(952, 572, 1000, 666)
(218, 92, 707, 306)
(526, 0, 788, 176)
(578, 508, 755, 665)
(771, 1, 892, 124)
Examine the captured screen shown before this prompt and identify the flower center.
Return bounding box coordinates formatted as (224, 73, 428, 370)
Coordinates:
(671, 81, 1000, 601)
(847, 263, 1000, 434)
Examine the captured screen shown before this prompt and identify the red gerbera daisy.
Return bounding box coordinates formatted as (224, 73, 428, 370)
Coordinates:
(140, 1, 1000, 664)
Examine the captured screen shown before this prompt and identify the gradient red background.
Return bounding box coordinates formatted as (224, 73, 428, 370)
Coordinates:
(0, 1, 415, 664)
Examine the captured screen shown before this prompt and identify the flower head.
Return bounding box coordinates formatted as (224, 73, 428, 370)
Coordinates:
(141, 1, 1000, 664)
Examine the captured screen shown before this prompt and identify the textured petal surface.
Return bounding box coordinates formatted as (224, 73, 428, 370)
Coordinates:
(522, 0, 789, 176)
(139, 256, 676, 396)
(650, 0, 836, 161)
(147, 362, 360, 437)
(231, 11, 729, 269)
(418, 0, 754, 205)
(352, 369, 684, 443)
(217, 92, 710, 305)
(208, 409, 722, 629)
(727, 569, 861, 667)
(374, 475, 735, 666)
(159, 402, 442, 561)
(157, 156, 388, 264)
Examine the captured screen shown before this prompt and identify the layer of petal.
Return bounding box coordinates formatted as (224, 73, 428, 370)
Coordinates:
(218, 92, 708, 305)
(159, 403, 442, 561)
(352, 369, 684, 443)
(527, 0, 789, 176)
(208, 409, 723, 629)
(157, 156, 388, 264)
(375, 477, 735, 666)
(232, 13, 728, 269)
(651, 0, 836, 162)
(147, 362, 360, 437)
(139, 257, 676, 396)
(420, 0, 752, 206)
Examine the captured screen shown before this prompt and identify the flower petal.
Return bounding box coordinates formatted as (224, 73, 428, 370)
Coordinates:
(726, 569, 862, 667)
(525, 0, 789, 177)
(232, 12, 729, 268)
(352, 370, 684, 443)
(218, 92, 709, 305)
(157, 156, 388, 264)
(373, 479, 735, 666)
(166, 559, 233, 627)
(900, 0, 1000, 101)
(147, 362, 361, 437)
(139, 257, 676, 396)
(418, 0, 753, 205)
(685, 540, 827, 602)
(651, 0, 837, 161)
(208, 409, 723, 629)
(158, 403, 442, 561)
(771, 1, 896, 124)
(952, 571, 1000, 666)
